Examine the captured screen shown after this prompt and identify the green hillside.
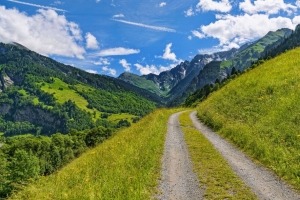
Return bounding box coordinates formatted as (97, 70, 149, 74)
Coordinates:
(196, 47, 300, 189)
(0, 42, 156, 136)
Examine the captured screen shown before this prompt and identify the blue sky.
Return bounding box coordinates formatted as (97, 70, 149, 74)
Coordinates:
(1, 0, 300, 77)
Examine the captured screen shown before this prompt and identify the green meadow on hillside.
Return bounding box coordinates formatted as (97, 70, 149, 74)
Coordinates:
(197, 47, 300, 190)
(38, 78, 101, 119)
(9, 108, 184, 199)
(37, 78, 140, 122)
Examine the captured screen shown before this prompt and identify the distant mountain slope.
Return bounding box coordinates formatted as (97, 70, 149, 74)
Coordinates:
(220, 28, 292, 71)
(118, 48, 239, 102)
(0, 42, 156, 136)
(169, 27, 293, 106)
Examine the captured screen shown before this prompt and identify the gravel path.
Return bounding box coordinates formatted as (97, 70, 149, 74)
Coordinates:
(190, 111, 300, 200)
(158, 112, 203, 200)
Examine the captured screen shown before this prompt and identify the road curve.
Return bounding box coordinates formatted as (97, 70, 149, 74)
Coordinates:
(190, 111, 300, 200)
(157, 112, 203, 200)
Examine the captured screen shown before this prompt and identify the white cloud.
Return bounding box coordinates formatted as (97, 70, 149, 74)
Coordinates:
(85, 32, 99, 49)
(92, 58, 110, 65)
(239, 0, 297, 15)
(112, 13, 125, 18)
(102, 66, 116, 76)
(53, 1, 64, 5)
(86, 69, 97, 74)
(0, 7, 85, 58)
(134, 63, 173, 75)
(8, 0, 67, 12)
(112, 19, 176, 32)
(184, 7, 195, 17)
(95, 47, 140, 56)
(158, 43, 178, 62)
(159, 2, 167, 7)
(188, 35, 193, 40)
(119, 59, 131, 72)
(191, 30, 205, 39)
(96, 0, 101, 2)
(196, 0, 232, 13)
(198, 13, 298, 50)
(297, 0, 300, 8)
(293, 16, 300, 24)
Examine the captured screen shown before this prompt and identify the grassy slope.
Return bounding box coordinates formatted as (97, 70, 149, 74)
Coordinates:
(10, 108, 184, 200)
(197, 48, 300, 190)
(179, 112, 256, 199)
(39, 78, 99, 116)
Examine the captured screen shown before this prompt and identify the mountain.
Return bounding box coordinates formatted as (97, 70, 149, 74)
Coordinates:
(118, 48, 240, 102)
(220, 28, 292, 71)
(119, 27, 293, 107)
(0, 42, 157, 136)
(169, 27, 293, 106)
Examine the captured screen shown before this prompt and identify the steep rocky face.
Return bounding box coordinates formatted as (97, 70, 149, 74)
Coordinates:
(145, 48, 239, 95)
(0, 73, 14, 92)
(13, 106, 63, 133)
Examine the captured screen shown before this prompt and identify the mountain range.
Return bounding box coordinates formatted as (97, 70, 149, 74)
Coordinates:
(119, 27, 294, 106)
(0, 25, 300, 137)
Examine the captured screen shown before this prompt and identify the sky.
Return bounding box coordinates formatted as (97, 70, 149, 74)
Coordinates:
(1, 0, 300, 77)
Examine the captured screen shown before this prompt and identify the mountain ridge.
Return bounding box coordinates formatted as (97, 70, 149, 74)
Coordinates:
(0, 42, 157, 136)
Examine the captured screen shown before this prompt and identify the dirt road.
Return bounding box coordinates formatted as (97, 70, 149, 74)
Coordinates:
(158, 112, 203, 200)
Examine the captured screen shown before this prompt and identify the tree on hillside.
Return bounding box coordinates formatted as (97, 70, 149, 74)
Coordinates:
(0, 152, 9, 197)
(8, 149, 40, 186)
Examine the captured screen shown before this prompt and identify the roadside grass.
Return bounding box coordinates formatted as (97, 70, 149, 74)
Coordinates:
(197, 48, 300, 190)
(9, 108, 184, 200)
(179, 112, 257, 199)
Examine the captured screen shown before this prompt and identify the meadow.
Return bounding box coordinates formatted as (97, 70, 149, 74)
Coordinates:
(39, 78, 101, 119)
(197, 48, 300, 189)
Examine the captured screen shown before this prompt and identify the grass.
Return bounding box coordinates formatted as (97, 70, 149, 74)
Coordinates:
(18, 89, 29, 97)
(10, 108, 184, 200)
(39, 78, 101, 120)
(197, 47, 300, 190)
(108, 113, 137, 124)
(179, 112, 257, 199)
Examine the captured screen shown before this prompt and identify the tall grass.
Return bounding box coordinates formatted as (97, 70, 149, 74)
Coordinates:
(197, 48, 300, 190)
(179, 112, 256, 199)
(9, 108, 183, 200)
